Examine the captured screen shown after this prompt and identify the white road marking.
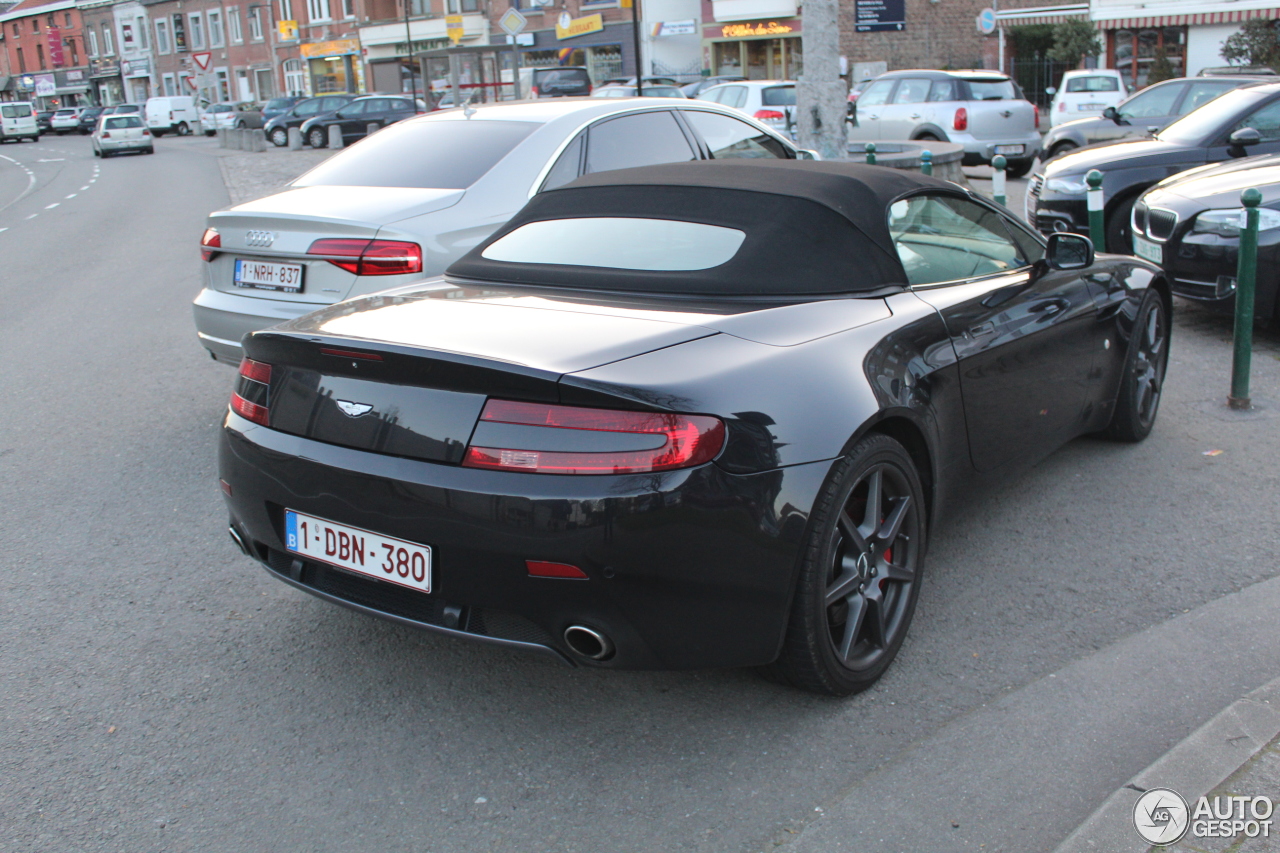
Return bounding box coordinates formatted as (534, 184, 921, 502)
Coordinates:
(80, 185, 89, 191)
(25, 214, 37, 219)
(0, 227, 8, 234)
(65, 193, 77, 199)
(37, 158, 65, 162)
(45, 203, 59, 209)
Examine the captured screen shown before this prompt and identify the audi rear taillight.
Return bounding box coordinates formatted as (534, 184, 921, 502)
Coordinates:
(142, 128, 151, 136)
(307, 238, 423, 276)
(953, 107, 967, 131)
(101, 131, 111, 138)
(230, 358, 272, 426)
(200, 227, 221, 262)
(462, 400, 725, 475)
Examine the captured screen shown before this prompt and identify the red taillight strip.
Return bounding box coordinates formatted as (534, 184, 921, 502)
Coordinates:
(230, 392, 269, 425)
(238, 357, 272, 385)
(526, 560, 589, 579)
(200, 227, 221, 262)
(464, 400, 725, 475)
(319, 348, 384, 361)
(307, 238, 423, 276)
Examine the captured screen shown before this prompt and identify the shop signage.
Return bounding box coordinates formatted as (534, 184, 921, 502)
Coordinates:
(89, 59, 121, 78)
(34, 74, 56, 96)
(47, 27, 65, 67)
(65, 70, 84, 82)
(393, 37, 450, 55)
(855, 0, 905, 33)
(124, 58, 152, 77)
(277, 19, 298, 41)
(555, 12, 603, 40)
(299, 38, 360, 58)
(446, 15, 464, 44)
(719, 20, 794, 37)
(654, 19, 697, 36)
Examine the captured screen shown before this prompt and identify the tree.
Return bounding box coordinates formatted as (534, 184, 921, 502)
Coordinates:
(1221, 19, 1280, 70)
(1147, 47, 1176, 84)
(1047, 19, 1102, 65)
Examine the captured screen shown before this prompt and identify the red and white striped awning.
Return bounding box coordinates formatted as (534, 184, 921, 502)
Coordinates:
(995, 3, 1089, 27)
(1098, 8, 1280, 28)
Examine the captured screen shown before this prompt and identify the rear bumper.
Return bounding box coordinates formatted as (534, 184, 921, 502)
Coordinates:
(219, 412, 828, 670)
(954, 130, 1043, 165)
(192, 287, 327, 364)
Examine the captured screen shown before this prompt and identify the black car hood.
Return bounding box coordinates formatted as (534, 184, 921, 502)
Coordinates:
(1146, 153, 1280, 209)
(1045, 136, 1206, 177)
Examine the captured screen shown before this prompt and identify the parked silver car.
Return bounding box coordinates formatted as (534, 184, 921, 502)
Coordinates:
(847, 70, 1041, 176)
(193, 98, 809, 364)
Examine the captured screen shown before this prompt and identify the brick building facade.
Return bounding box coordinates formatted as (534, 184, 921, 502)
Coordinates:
(0, 0, 91, 106)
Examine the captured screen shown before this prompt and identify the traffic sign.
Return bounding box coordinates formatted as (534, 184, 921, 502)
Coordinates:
(192, 51, 212, 71)
(498, 7, 527, 36)
(977, 7, 996, 35)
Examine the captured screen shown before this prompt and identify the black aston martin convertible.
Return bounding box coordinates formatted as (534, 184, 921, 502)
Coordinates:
(218, 160, 1170, 696)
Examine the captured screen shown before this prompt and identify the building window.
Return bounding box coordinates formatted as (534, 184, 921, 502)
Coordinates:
(68, 38, 78, 64)
(155, 19, 170, 53)
(102, 25, 114, 55)
(446, 0, 478, 12)
(1109, 27, 1187, 90)
(189, 13, 204, 49)
(65, 12, 72, 26)
(208, 10, 224, 46)
(12, 22, 19, 37)
(307, 0, 330, 23)
(37, 42, 45, 69)
(136, 16, 149, 49)
(248, 7, 263, 40)
(88, 29, 98, 57)
(342, 0, 354, 18)
(227, 7, 243, 43)
(283, 58, 304, 94)
(47, 13, 53, 26)
(122, 23, 135, 49)
(279, 0, 294, 22)
(16, 47, 25, 73)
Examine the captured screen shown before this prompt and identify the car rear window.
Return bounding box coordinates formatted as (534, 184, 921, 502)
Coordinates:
(536, 68, 590, 85)
(1, 105, 32, 118)
(55, 109, 77, 116)
(481, 218, 747, 270)
(762, 86, 795, 106)
(965, 79, 1017, 100)
(1066, 76, 1120, 93)
(294, 119, 538, 189)
(265, 98, 294, 110)
(105, 117, 142, 129)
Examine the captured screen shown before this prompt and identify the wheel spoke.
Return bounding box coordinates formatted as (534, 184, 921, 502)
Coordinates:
(876, 495, 913, 545)
(837, 595, 867, 661)
(837, 511, 869, 553)
(861, 468, 882, 536)
(863, 590, 888, 649)
(880, 560, 914, 583)
(826, 565, 862, 606)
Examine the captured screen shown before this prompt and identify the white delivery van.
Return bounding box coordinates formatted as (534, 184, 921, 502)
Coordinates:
(145, 96, 202, 136)
(0, 101, 40, 143)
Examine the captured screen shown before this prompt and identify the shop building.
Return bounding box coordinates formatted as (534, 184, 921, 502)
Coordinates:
(701, 0, 800, 79)
(0, 0, 91, 106)
(494, 0, 639, 85)
(114, 0, 155, 101)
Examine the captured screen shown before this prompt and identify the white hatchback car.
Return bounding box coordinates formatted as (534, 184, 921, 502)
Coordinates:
(696, 80, 796, 139)
(92, 114, 155, 157)
(50, 107, 84, 134)
(1048, 69, 1127, 128)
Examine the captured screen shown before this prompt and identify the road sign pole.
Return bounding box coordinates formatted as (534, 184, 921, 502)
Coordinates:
(631, 0, 642, 95)
(1229, 187, 1262, 410)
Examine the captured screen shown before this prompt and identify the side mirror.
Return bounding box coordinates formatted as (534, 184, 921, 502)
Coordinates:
(1102, 105, 1118, 122)
(1229, 127, 1262, 147)
(1045, 86, 1057, 96)
(795, 148, 819, 160)
(1046, 232, 1094, 270)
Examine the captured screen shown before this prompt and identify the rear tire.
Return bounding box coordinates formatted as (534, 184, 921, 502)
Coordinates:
(1048, 141, 1078, 159)
(308, 128, 327, 148)
(1105, 288, 1168, 442)
(915, 133, 940, 142)
(765, 433, 926, 696)
(1005, 157, 1033, 178)
(176, 122, 190, 136)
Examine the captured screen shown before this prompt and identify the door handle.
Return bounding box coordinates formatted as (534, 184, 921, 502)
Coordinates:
(967, 321, 996, 338)
(866, 114, 879, 120)
(909, 113, 921, 119)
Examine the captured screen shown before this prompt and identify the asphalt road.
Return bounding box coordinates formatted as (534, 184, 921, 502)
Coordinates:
(1, 133, 1278, 853)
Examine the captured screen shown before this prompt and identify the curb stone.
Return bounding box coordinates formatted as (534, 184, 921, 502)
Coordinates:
(1052, 677, 1280, 853)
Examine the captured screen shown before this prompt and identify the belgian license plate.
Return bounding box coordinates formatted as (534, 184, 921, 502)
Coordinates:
(1080, 103, 1106, 110)
(1133, 235, 1163, 265)
(234, 258, 303, 293)
(284, 510, 432, 593)
(995, 144, 1024, 155)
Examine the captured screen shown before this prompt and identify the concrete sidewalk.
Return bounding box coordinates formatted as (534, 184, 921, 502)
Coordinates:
(175, 134, 333, 206)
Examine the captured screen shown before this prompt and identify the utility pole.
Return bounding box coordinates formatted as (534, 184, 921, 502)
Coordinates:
(795, 0, 847, 159)
(630, 0, 643, 95)
(403, 0, 419, 108)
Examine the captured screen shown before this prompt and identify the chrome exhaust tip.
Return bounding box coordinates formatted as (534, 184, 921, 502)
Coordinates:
(563, 625, 614, 661)
(227, 525, 251, 557)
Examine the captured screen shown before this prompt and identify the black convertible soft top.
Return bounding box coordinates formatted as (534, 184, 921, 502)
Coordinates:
(446, 160, 964, 297)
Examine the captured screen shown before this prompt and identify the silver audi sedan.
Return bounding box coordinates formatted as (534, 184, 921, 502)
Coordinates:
(193, 97, 811, 364)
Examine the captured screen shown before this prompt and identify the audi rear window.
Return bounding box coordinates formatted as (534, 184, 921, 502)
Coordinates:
(294, 119, 539, 190)
(966, 79, 1017, 100)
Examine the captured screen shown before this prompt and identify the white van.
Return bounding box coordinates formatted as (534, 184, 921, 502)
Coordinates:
(1047, 69, 1127, 128)
(145, 96, 202, 136)
(0, 101, 40, 143)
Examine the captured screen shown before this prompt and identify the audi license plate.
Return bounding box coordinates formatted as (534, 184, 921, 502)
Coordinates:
(1133, 235, 1164, 265)
(234, 258, 303, 292)
(284, 510, 432, 593)
(994, 144, 1025, 155)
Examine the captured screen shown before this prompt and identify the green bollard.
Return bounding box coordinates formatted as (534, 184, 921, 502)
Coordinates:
(920, 149, 932, 177)
(1086, 169, 1105, 251)
(991, 154, 1007, 207)
(1229, 187, 1262, 410)
(865, 142, 876, 165)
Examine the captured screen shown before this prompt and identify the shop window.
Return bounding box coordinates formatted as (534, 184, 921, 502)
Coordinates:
(1110, 27, 1185, 90)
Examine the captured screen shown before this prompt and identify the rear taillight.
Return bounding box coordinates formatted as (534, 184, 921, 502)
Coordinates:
(101, 131, 111, 138)
(200, 227, 221, 262)
(953, 107, 967, 131)
(1057, 101, 1065, 112)
(1035, 105, 1041, 129)
(230, 357, 272, 426)
(462, 399, 725, 475)
(531, 85, 540, 97)
(142, 128, 151, 135)
(307, 238, 423, 276)
(754, 109, 785, 122)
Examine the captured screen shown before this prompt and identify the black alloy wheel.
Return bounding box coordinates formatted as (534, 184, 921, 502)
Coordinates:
(308, 127, 327, 148)
(768, 433, 925, 696)
(1106, 288, 1168, 442)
